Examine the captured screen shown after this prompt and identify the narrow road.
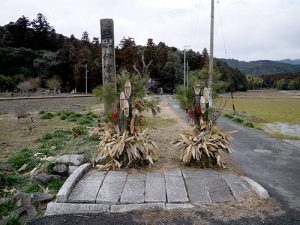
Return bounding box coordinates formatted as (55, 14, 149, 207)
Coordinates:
(161, 94, 300, 212)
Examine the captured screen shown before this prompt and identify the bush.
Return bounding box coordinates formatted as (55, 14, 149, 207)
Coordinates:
(77, 116, 94, 126)
(66, 112, 82, 122)
(40, 112, 55, 119)
(48, 179, 66, 194)
(224, 113, 235, 119)
(244, 121, 254, 128)
(86, 112, 98, 119)
(8, 148, 40, 171)
(232, 116, 244, 124)
(70, 125, 87, 137)
(0, 173, 27, 189)
(39, 129, 71, 149)
(0, 199, 17, 217)
(2, 213, 25, 225)
(22, 181, 43, 193)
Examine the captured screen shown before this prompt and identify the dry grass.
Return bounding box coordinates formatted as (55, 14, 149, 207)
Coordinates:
(134, 191, 284, 224)
(222, 90, 300, 124)
(0, 113, 71, 162)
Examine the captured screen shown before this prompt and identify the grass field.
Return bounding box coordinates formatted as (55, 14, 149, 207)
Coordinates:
(221, 90, 300, 139)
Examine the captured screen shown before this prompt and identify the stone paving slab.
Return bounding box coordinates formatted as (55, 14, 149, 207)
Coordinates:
(111, 203, 165, 212)
(221, 174, 251, 201)
(96, 171, 127, 203)
(56, 163, 91, 203)
(165, 168, 182, 177)
(50, 168, 269, 215)
(166, 203, 194, 210)
(206, 177, 235, 203)
(185, 178, 212, 205)
(120, 174, 145, 203)
(68, 170, 106, 203)
(45, 202, 109, 215)
(145, 173, 166, 202)
(165, 175, 188, 203)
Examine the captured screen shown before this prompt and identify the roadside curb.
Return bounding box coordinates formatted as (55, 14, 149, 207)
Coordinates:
(56, 163, 91, 203)
(242, 176, 269, 198)
(0, 94, 94, 101)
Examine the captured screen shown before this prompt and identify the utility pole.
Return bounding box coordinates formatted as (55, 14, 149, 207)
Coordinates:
(183, 45, 190, 87)
(85, 63, 88, 95)
(186, 60, 189, 88)
(183, 49, 186, 87)
(208, 0, 214, 92)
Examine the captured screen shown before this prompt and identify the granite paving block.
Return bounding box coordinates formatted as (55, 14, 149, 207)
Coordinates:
(206, 177, 234, 203)
(68, 170, 106, 203)
(120, 174, 145, 203)
(166, 203, 194, 210)
(165, 169, 182, 177)
(56, 163, 91, 203)
(45, 202, 109, 215)
(145, 173, 166, 202)
(165, 175, 188, 203)
(185, 178, 212, 205)
(182, 169, 220, 179)
(222, 174, 251, 200)
(127, 173, 146, 181)
(110, 203, 165, 212)
(96, 171, 127, 203)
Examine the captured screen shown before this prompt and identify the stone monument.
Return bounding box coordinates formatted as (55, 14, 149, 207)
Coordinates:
(100, 19, 116, 88)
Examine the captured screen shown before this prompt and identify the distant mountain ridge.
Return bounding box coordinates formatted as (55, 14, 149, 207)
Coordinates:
(221, 58, 300, 76)
(278, 58, 300, 65)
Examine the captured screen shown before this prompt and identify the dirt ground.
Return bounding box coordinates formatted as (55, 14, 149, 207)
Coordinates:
(125, 99, 244, 176)
(0, 97, 243, 175)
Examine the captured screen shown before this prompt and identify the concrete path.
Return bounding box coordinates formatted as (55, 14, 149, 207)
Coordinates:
(45, 168, 267, 215)
(161, 94, 300, 212)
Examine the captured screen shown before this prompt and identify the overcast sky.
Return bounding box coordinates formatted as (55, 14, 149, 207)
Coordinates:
(1, 0, 299, 61)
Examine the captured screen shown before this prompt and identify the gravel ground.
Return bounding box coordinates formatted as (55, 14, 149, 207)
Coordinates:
(0, 96, 100, 113)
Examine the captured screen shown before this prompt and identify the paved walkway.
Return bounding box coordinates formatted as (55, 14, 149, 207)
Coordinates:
(45, 167, 267, 215)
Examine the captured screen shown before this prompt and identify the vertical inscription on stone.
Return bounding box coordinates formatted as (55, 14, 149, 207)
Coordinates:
(100, 19, 116, 86)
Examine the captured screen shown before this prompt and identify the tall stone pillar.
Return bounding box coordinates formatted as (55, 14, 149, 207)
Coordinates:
(100, 19, 116, 118)
(100, 19, 116, 88)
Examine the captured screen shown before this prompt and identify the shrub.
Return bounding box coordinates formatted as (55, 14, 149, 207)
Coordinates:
(22, 181, 43, 193)
(2, 213, 25, 225)
(66, 113, 82, 122)
(0, 173, 27, 189)
(244, 121, 254, 128)
(39, 129, 71, 149)
(48, 179, 66, 194)
(0, 199, 17, 217)
(40, 112, 55, 119)
(70, 125, 87, 137)
(232, 116, 244, 124)
(224, 113, 235, 119)
(8, 148, 40, 171)
(77, 116, 94, 126)
(86, 112, 98, 119)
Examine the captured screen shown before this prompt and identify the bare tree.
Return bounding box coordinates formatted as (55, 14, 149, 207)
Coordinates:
(17, 81, 32, 94)
(28, 77, 41, 92)
(132, 52, 152, 78)
(46, 76, 61, 93)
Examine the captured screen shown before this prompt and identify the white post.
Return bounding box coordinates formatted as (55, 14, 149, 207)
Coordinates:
(183, 49, 186, 87)
(85, 63, 88, 95)
(208, 0, 214, 104)
(186, 60, 189, 88)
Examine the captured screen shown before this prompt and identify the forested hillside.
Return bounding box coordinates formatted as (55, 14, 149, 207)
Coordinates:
(222, 59, 300, 76)
(0, 13, 247, 93)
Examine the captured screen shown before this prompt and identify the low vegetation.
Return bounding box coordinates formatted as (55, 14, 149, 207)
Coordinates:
(0, 108, 100, 221)
(223, 91, 300, 139)
(172, 125, 233, 167)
